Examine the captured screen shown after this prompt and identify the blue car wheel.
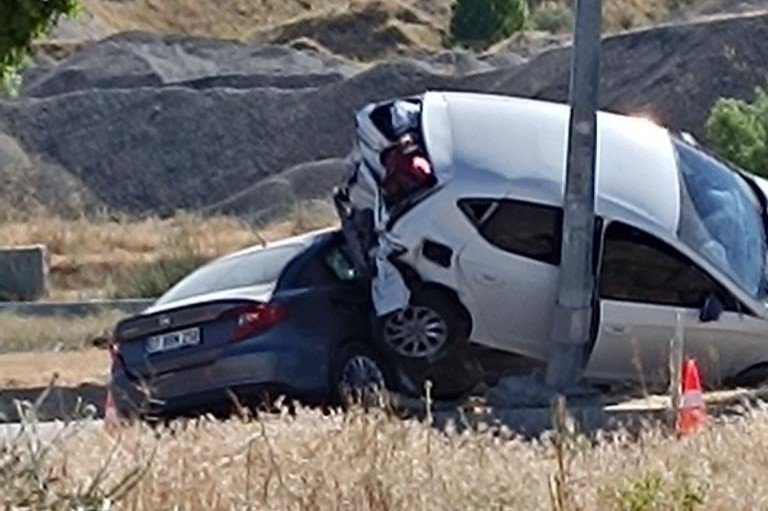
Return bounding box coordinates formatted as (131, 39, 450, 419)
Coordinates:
(332, 342, 395, 407)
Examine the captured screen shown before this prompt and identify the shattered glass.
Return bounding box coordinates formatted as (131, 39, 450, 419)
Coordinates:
(676, 140, 767, 298)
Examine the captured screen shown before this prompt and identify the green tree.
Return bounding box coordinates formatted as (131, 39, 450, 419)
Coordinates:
(451, 0, 530, 49)
(706, 86, 768, 176)
(0, 0, 80, 96)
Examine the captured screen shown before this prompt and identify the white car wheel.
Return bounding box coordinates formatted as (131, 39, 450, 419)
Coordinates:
(383, 305, 449, 358)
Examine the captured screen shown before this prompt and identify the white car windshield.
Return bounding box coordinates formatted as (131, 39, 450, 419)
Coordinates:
(675, 139, 767, 298)
(155, 245, 304, 306)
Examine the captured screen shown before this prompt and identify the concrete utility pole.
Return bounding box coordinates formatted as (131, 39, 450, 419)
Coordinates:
(545, 0, 603, 390)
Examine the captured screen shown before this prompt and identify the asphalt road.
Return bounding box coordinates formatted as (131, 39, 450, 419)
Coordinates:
(0, 387, 761, 443)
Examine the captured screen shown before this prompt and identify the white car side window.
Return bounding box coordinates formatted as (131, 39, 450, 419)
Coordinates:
(600, 222, 736, 311)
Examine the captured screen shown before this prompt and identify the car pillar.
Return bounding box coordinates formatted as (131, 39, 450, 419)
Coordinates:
(545, 0, 603, 390)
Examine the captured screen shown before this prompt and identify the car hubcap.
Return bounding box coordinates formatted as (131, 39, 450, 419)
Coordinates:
(383, 305, 448, 358)
(340, 355, 387, 393)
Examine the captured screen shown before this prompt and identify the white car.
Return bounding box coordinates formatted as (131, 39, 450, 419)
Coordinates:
(336, 91, 768, 391)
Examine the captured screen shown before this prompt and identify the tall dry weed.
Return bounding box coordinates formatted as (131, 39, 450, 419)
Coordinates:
(0, 211, 337, 299)
(0, 309, 125, 353)
(3, 402, 768, 510)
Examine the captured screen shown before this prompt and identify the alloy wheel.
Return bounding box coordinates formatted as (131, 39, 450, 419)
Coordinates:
(339, 355, 387, 393)
(383, 305, 449, 358)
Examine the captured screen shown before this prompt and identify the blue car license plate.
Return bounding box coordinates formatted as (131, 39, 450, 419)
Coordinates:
(146, 327, 201, 354)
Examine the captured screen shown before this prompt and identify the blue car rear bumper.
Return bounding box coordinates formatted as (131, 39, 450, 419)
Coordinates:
(110, 336, 333, 418)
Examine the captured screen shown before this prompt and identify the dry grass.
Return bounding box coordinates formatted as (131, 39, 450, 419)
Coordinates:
(76, 0, 702, 49)
(529, 0, 700, 32)
(3, 403, 768, 510)
(0, 310, 124, 354)
(0, 214, 263, 266)
(251, 0, 449, 60)
(81, 0, 322, 38)
(61, 0, 705, 64)
(603, 0, 694, 30)
(0, 211, 337, 299)
(81, 0, 452, 41)
(74, 0, 454, 60)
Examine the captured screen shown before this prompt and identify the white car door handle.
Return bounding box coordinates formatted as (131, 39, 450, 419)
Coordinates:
(477, 273, 499, 284)
(606, 325, 628, 335)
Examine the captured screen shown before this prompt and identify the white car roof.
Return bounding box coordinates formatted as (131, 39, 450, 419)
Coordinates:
(422, 91, 681, 233)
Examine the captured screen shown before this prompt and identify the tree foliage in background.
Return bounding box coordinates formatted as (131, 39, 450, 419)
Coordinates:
(706, 86, 768, 177)
(0, 0, 80, 96)
(451, 0, 530, 48)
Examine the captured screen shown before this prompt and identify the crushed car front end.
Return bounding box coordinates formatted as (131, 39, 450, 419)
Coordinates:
(336, 91, 768, 394)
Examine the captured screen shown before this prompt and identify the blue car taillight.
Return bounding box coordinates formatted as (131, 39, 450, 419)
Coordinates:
(108, 332, 124, 371)
(225, 303, 287, 342)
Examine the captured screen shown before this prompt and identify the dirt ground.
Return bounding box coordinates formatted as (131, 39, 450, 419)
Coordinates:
(0, 349, 108, 422)
(0, 349, 107, 389)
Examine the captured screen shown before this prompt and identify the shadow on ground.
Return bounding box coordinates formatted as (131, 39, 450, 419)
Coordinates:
(0, 384, 105, 423)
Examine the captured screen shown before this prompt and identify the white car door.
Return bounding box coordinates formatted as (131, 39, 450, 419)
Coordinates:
(681, 306, 768, 386)
(585, 301, 678, 386)
(585, 222, 744, 387)
(456, 198, 561, 360)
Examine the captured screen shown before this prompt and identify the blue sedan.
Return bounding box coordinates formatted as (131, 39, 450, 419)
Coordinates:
(108, 229, 396, 418)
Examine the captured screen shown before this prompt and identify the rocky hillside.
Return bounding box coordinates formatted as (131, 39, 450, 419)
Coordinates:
(48, 0, 768, 62)
(1, 11, 767, 220)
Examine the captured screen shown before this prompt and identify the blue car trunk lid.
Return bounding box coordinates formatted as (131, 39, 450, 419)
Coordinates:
(115, 299, 254, 378)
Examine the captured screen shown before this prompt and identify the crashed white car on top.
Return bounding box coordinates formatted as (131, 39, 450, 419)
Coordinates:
(335, 91, 768, 391)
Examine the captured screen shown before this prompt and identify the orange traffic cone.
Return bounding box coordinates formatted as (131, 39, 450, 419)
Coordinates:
(103, 388, 121, 434)
(676, 358, 708, 437)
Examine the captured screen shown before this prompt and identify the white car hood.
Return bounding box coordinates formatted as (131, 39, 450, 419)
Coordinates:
(142, 283, 277, 315)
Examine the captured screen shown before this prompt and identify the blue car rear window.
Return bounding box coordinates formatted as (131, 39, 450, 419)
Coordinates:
(155, 245, 304, 305)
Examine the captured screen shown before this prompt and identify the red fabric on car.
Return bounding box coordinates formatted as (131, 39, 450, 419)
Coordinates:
(383, 150, 433, 198)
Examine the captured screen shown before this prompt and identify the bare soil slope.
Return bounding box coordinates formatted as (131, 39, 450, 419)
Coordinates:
(54, 0, 454, 61)
(463, 12, 768, 140)
(2, 13, 767, 218)
(250, 0, 448, 61)
(23, 32, 360, 98)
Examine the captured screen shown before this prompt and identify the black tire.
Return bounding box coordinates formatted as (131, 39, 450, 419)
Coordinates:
(376, 286, 471, 364)
(731, 364, 768, 388)
(376, 287, 480, 400)
(331, 342, 396, 407)
(397, 350, 484, 401)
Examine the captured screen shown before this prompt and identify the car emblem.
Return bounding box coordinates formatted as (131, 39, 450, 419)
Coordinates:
(158, 316, 172, 328)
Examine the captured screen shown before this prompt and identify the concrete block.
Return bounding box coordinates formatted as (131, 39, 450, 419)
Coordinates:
(0, 245, 47, 301)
